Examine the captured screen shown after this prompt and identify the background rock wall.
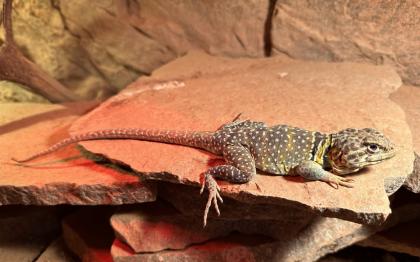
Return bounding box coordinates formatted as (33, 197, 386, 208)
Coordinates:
(0, 0, 418, 100)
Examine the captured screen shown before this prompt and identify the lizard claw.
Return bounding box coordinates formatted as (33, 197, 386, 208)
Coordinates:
(326, 174, 355, 189)
(201, 173, 223, 227)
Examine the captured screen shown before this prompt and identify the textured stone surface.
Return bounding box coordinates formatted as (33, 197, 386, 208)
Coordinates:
(111, 233, 278, 262)
(160, 185, 420, 261)
(271, 0, 420, 86)
(71, 52, 413, 225)
(390, 85, 420, 193)
(2, 0, 110, 99)
(0, 102, 156, 205)
(390, 85, 420, 153)
(111, 199, 311, 253)
(4, 1, 419, 101)
(404, 153, 420, 193)
(0, 81, 49, 103)
(158, 183, 379, 261)
(0, 206, 61, 262)
(3, 0, 268, 99)
(111, 201, 231, 253)
(58, 0, 176, 93)
(36, 237, 77, 262)
(62, 207, 114, 262)
(112, 0, 268, 57)
(111, 200, 373, 262)
(158, 182, 315, 225)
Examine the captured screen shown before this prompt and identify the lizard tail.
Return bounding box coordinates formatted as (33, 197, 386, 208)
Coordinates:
(12, 128, 215, 163)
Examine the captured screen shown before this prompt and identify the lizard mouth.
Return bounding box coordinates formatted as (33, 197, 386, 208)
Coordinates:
(331, 149, 396, 175)
(366, 150, 396, 163)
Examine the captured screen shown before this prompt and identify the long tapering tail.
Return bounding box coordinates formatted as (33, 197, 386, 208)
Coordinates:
(12, 128, 215, 163)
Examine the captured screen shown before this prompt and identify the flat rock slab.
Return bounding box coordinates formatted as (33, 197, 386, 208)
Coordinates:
(111, 199, 312, 254)
(111, 201, 232, 253)
(0, 103, 156, 205)
(111, 234, 278, 262)
(71, 52, 413, 224)
(110, 198, 371, 262)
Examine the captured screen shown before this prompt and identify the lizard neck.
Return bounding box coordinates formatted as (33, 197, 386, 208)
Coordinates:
(312, 133, 333, 168)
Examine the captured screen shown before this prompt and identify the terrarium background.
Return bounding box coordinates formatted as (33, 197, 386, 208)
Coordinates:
(0, 0, 418, 101)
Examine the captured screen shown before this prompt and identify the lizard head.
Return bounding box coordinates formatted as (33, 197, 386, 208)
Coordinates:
(328, 128, 396, 175)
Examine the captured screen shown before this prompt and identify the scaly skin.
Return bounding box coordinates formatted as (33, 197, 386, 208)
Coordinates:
(13, 119, 396, 226)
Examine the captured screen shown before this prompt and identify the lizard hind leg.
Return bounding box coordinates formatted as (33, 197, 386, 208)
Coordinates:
(200, 144, 256, 227)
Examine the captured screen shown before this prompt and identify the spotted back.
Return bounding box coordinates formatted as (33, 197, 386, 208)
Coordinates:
(216, 123, 324, 175)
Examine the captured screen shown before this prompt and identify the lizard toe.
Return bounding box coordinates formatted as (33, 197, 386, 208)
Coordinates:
(202, 173, 223, 227)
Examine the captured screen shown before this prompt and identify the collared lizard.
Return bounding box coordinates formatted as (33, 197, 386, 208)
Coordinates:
(13, 119, 396, 226)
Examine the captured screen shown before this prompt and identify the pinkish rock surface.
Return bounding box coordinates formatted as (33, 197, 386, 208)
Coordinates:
(70, 52, 413, 225)
(390, 85, 420, 193)
(110, 196, 371, 262)
(158, 182, 315, 228)
(0, 102, 156, 205)
(111, 199, 312, 253)
(111, 233, 278, 262)
(390, 85, 420, 154)
(111, 201, 231, 253)
(271, 1, 420, 86)
(160, 183, 420, 261)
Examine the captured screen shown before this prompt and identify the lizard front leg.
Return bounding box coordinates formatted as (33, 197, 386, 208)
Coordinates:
(200, 144, 256, 226)
(293, 160, 354, 189)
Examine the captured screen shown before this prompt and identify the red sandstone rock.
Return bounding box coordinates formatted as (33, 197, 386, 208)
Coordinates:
(271, 1, 420, 86)
(0, 102, 156, 205)
(158, 182, 315, 229)
(390, 85, 420, 193)
(110, 201, 231, 253)
(71, 52, 413, 225)
(390, 85, 420, 154)
(111, 233, 278, 262)
(62, 207, 115, 262)
(110, 199, 311, 253)
(159, 183, 420, 261)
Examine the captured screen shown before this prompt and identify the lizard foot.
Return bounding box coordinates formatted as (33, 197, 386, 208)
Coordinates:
(200, 173, 223, 227)
(324, 173, 354, 189)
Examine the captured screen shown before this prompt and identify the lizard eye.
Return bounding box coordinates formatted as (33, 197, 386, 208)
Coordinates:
(367, 144, 379, 153)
